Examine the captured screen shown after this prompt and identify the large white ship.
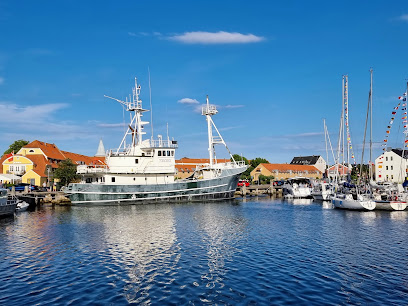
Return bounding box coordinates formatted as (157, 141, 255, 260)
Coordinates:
(66, 78, 247, 205)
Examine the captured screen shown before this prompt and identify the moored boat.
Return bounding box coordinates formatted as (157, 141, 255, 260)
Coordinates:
(282, 177, 312, 198)
(0, 188, 17, 217)
(66, 78, 247, 205)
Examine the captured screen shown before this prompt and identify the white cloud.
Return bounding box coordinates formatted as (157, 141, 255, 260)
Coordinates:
(178, 98, 200, 104)
(97, 122, 126, 128)
(0, 77, 4, 85)
(168, 31, 265, 44)
(398, 14, 408, 21)
(222, 104, 244, 109)
(0, 102, 68, 124)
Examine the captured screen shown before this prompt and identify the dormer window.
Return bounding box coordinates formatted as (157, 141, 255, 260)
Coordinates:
(29, 149, 34, 153)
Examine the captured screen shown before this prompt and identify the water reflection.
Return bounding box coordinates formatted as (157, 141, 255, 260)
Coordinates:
(70, 205, 180, 303)
(285, 198, 313, 205)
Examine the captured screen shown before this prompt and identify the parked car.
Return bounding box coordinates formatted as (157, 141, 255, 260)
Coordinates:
(9, 183, 39, 192)
(237, 180, 250, 187)
(273, 180, 285, 186)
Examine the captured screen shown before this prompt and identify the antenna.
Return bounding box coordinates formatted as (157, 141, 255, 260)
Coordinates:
(148, 66, 154, 140)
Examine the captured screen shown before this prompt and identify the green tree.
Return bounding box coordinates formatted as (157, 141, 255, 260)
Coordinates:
(258, 174, 274, 184)
(3, 139, 29, 155)
(231, 154, 249, 165)
(231, 154, 253, 180)
(54, 159, 79, 186)
(250, 157, 269, 169)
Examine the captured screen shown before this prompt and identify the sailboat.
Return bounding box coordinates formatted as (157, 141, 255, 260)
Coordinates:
(312, 119, 335, 201)
(331, 72, 376, 210)
(66, 77, 247, 205)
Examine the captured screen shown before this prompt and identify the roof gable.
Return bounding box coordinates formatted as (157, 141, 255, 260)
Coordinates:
(290, 155, 321, 165)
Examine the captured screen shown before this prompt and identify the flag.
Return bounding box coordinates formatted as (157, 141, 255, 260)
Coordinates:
(384, 139, 388, 142)
(386, 130, 390, 134)
(5, 150, 14, 162)
(392, 111, 397, 115)
(403, 116, 407, 119)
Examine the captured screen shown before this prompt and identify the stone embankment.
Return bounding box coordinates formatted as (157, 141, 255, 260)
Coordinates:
(235, 184, 283, 197)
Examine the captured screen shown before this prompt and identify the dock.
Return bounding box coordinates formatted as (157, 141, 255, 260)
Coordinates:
(235, 184, 283, 197)
(13, 191, 71, 207)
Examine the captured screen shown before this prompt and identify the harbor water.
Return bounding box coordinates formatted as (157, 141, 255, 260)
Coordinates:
(1, 198, 408, 305)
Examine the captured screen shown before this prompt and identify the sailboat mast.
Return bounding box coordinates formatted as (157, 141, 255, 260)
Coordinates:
(369, 68, 373, 181)
(324, 119, 329, 177)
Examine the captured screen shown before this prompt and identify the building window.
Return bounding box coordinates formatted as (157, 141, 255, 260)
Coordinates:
(112, 177, 115, 182)
(386, 157, 388, 161)
(391, 166, 393, 170)
(391, 175, 394, 179)
(386, 166, 388, 170)
(391, 156, 393, 161)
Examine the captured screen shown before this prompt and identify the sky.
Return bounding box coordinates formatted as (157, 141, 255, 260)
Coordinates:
(1, 0, 408, 164)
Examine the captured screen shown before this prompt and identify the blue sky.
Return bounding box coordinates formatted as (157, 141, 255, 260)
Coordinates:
(1, 1, 408, 164)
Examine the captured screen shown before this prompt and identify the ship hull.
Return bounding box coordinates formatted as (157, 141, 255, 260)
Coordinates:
(66, 170, 241, 205)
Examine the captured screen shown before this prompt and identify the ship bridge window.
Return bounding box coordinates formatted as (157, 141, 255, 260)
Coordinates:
(171, 151, 174, 156)
(158, 151, 162, 156)
(167, 151, 170, 156)
(162, 151, 167, 156)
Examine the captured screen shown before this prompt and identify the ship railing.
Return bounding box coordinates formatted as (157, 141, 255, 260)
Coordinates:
(143, 139, 178, 148)
(77, 165, 108, 174)
(194, 161, 246, 171)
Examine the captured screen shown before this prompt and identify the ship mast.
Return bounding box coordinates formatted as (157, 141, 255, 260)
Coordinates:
(105, 77, 149, 154)
(202, 95, 236, 167)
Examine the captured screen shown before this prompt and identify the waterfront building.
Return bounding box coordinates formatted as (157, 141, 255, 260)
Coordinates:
(290, 155, 326, 173)
(0, 140, 105, 186)
(375, 148, 408, 183)
(250, 163, 322, 181)
(326, 163, 352, 181)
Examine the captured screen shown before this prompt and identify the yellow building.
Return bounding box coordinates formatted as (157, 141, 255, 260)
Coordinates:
(1, 140, 105, 186)
(251, 163, 322, 181)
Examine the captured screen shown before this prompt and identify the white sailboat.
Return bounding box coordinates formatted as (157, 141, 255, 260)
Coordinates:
(332, 72, 376, 210)
(312, 119, 335, 201)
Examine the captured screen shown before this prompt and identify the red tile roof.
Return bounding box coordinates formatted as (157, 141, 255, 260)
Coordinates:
(259, 163, 321, 173)
(24, 140, 66, 160)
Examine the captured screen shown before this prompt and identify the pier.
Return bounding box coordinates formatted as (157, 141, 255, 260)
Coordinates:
(236, 184, 283, 197)
(13, 191, 71, 207)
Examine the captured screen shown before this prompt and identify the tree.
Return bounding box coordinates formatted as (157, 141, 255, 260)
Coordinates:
(231, 154, 253, 180)
(250, 157, 269, 169)
(3, 139, 29, 155)
(54, 159, 79, 186)
(231, 154, 249, 165)
(258, 174, 274, 184)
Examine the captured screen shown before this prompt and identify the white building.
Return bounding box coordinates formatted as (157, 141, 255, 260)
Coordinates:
(375, 148, 408, 183)
(290, 155, 327, 174)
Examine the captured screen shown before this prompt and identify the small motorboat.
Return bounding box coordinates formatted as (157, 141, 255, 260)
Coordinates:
(16, 201, 29, 212)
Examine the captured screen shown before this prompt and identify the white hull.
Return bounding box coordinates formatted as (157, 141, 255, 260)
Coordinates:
(312, 192, 332, 201)
(374, 201, 407, 211)
(332, 194, 376, 210)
